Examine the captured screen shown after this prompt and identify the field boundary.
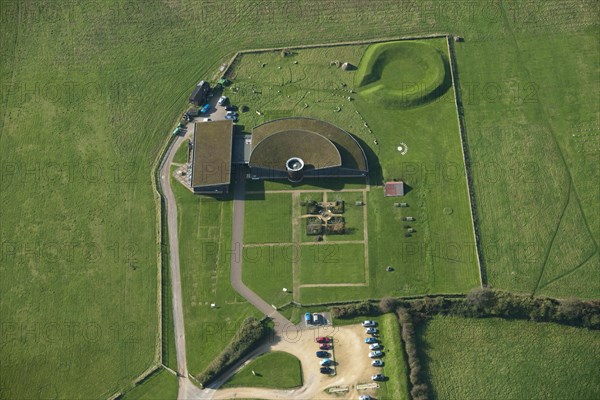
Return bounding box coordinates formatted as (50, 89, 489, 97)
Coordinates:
(106, 133, 178, 399)
(445, 35, 485, 287)
(220, 33, 450, 80)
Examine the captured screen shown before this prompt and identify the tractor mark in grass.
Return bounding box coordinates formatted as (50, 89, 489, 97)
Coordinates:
(498, 3, 598, 295)
(537, 249, 598, 292)
(532, 182, 571, 296)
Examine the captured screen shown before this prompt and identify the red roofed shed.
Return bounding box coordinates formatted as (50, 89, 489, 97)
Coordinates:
(384, 181, 405, 197)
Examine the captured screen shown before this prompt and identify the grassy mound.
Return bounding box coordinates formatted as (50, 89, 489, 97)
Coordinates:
(355, 41, 448, 108)
(222, 351, 303, 389)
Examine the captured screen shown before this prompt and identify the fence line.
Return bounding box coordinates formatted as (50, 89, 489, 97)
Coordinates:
(445, 35, 487, 287)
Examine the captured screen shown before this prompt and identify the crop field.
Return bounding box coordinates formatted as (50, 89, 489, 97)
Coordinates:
(418, 316, 600, 399)
(2, 0, 598, 398)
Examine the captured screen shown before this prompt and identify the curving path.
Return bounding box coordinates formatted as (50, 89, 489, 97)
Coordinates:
(159, 114, 294, 399)
(229, 175, 294, 333)
(158, 129, 192, 398)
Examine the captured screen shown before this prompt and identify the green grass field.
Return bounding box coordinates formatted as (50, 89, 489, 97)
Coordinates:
(453, 7, 599, 298)
(419, 316, 600, 399)
(377, 313, 411, 400)
(222, 351, 303, 389)
(242, 245, 294, 307)
(172, 140, 190, 164)
(228, 38, 480, 304)
(171, 174, 262, 377)
(244, 193, 292, 244)
(2, 0, 598, 397)
(299, 243, 365, 284)
(121, 369, 178, 400)
(245, 177, 367, 192)
(355, 41, 448, 108)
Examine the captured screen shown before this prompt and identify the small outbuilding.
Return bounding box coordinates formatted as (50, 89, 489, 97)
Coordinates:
(384, 181, 405, 197)
(189, 81, 210, 106)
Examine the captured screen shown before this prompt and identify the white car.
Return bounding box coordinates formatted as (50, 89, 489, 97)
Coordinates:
(361, 320, 376, 327)
(202, 118, 211, 122)
(218, 96, 228, 105)
(359, 396, 373, 400)
(368, 350, 382, 358)
(369, 343, 381, 350)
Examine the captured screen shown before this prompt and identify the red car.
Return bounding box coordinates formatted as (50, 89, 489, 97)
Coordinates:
(319, 343, 332, 350)
(316, 336, 332, 343)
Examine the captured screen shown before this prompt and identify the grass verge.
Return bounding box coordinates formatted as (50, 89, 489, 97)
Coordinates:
(222, 351, 303, 389)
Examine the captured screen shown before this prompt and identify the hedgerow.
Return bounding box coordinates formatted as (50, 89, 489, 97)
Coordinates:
(196, 317, 270, 385)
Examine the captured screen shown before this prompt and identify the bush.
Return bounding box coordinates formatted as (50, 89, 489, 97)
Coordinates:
(397, 307, 430, 400)
(379, 297, 399, 313)
(331, 301, 381, 319)
(196, 317, 270, 385)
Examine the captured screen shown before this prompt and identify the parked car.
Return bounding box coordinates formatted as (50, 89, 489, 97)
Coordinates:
(368, 350, 383, 358)
(218, 95, 228, 105)
(371, 359, 384, 367)
(359, 396, 373, 400)
(364, 337, 378, 344)
(200, 104, 210, 113)
(320, 366, 333, 374)
(224, 114, 238, 121)
(361, 320, 377, 327)
(202, 118, 211, 122)
(369, 343, 381, 350)
(316, 351, 330, 358)
(316, 336, 331, 343)
(304, 312, 312, 324)
(319, 358, 332, 366)
(319, 343, 332, 350)
(312, 313, 321, 324)
(372, 374, 386, 381)
(365, 327, 378, 334)
(225, 105, 237, 111)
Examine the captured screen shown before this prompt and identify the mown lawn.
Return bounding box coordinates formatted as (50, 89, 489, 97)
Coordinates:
(228, 39, 481, 303)
(246, 177, 367, 192)
(419, 316, 600, 399)
(222, 351, 303, 389)
(357, 39, 481, 299)
(244, 193, 292, 244)
(171, 175, 262, 377)
(299, 243, 365, 284)
(172, 139, 190, 164)
(242, 245, 294, 307)
(122, 369, 178, 400)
